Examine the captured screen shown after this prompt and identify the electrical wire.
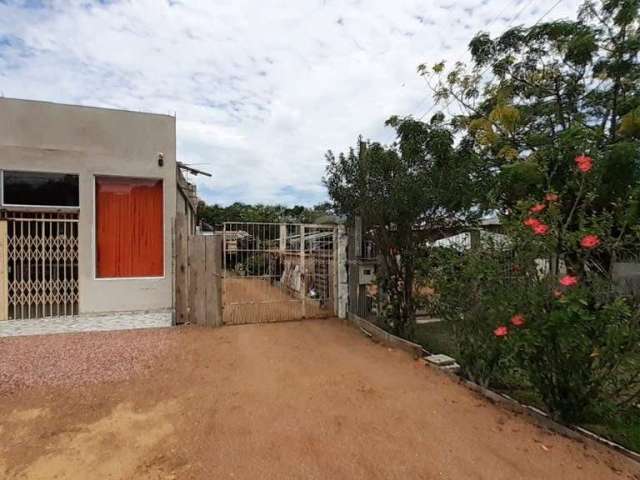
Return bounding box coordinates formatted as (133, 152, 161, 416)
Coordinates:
(414, 0, 565, 122)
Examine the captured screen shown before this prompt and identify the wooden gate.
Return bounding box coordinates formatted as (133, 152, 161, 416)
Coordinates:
(174, 214, 223, 326)
(222, 222, 337, 325)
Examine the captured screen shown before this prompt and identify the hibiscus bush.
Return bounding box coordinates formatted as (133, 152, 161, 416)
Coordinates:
(489, 150, 640, 423)
(430, 242, 527, 387)
(432, 145, 640, 422)
(416, 0, 640, 432)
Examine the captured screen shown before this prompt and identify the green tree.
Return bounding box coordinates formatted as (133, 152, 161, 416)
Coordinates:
(424, 0, 640, 423)
(423, 0, 640, 268)
(197, 201, 336, 227)
(324, 117, 486, 338)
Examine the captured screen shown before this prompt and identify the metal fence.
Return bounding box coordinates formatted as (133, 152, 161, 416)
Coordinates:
(222, 222, 337, 325)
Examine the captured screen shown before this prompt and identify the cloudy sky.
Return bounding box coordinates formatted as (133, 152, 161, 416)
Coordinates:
(0, 0, 579, 206)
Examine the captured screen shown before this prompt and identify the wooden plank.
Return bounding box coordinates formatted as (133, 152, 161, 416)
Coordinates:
(214, 233, 223, 326)
(188, 235, 206, 325)
(174, 213, 189, 325)
(204, 235, 223, 327)
(0, 221, 7, 321)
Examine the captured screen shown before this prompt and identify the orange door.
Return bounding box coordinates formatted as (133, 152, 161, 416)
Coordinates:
(96, 177, 164, 278)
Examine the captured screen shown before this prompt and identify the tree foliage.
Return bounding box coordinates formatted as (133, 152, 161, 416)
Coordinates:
(424, 0, 640, 226)
(423, 0, 640, 423)
(197, 201, 335, 227)
(324, 117, 487, 337)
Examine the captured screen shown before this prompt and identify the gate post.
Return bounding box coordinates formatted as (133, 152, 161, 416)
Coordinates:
(0, 220, 7, 321)
(279, 224, 287, 252)
(300, 224, 306, 318)
(336, 224, 348, 319)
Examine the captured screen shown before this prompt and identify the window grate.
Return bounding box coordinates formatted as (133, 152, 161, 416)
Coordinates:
(2, 211, 79, 320)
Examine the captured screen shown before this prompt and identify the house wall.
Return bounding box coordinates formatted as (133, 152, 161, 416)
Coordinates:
(0, 98, 176, 314)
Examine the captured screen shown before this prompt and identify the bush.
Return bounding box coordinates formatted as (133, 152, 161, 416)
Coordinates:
(502, 268, 640, 422)
(431, 208, 640, 423)
(429, 244, 521, 387)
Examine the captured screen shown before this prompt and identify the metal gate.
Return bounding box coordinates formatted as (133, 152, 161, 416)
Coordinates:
(2, 211, 79, 320)
(222, 222, 337, 325)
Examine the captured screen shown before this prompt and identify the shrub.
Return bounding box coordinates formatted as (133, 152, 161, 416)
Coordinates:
(429, 243, 522, 387)
(512, 279, 640, 422)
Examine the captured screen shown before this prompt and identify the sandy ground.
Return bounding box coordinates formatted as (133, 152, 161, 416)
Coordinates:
(1, 319, 639, 480)
(223, 277, 332, 324)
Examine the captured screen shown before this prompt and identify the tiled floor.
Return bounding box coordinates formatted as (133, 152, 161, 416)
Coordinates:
(0, 310, 173, 337)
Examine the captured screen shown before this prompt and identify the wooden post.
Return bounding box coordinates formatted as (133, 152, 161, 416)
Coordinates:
(204, 235, 223, 327)
(189, 235, 206, 325)
(333, 225, 340, 316)
(0, 221, 7, 321)
(175, 214, 189, 325)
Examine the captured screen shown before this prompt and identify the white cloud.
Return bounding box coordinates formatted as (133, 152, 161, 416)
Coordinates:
(0, 0, 580, 205)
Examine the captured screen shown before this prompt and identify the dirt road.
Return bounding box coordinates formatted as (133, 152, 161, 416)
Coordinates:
(223, 277, 332, 324)
(1, 319, 638, 479)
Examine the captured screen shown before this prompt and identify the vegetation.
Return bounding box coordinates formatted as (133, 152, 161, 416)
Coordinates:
(323, 0, 640, 444)
(324, 119, 487, 338)
(197, 201, 335, 227)
(424, 0, 640, 424)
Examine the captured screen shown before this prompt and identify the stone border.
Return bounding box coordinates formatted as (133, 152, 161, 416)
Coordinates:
(425, 356, 640, 466)
(347, 312, 640, 466)
(347, 312, 423, 357)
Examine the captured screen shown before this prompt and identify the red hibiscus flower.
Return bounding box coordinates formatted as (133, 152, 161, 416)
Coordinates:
(494, 325, 508, 338)
(530, 203, 546, 214)
(533, 223, 550, 235)
(510, 314, 526, 327)
(560, 275, 579, 287)
(580, 234, 601, 250)
(523, 217, 541, 228)
(575, 155, 593, 173)
(545, 193, 559, 202)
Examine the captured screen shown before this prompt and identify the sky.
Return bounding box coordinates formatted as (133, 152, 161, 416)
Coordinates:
(0, 0, 580, 206)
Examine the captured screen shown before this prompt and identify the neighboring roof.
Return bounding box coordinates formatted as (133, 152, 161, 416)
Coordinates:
(480, 215, 501, 226)
(433, 230, 510, 251)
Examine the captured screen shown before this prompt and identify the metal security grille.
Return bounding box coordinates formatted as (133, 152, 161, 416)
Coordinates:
(222, 222, 337, 325)
(4, 211, 79, 320)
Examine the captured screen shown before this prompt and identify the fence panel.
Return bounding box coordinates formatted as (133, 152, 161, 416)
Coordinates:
(188, 235, 206, 325)
(175, 213, 189, 325)
(174, 215, 223, 327)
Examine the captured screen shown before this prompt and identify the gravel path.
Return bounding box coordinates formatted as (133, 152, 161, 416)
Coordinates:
(0, 328, 175, 395)
(1, 319, 639, 479)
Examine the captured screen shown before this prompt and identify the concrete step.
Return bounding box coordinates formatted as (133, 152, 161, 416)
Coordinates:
(425, 354, 456, 367)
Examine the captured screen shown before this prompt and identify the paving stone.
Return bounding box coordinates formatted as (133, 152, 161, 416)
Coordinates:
(425, 354, 457, 367)
(0, 310, 173, 337)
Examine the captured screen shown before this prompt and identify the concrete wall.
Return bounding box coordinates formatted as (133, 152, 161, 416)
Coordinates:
(0, 98, 176, 314)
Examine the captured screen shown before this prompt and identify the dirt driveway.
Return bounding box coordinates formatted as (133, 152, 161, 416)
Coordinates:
(1, 319, 639, 480)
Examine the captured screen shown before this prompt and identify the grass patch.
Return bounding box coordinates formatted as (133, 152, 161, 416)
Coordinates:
(583, 410, 640, 453)
(413, 320, 458, 358)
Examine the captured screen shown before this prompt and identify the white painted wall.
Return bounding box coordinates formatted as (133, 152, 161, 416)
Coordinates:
(0, 98, 177, 314)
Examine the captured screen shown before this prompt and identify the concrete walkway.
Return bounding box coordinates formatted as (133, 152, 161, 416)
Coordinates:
(0, 310, 173, 337)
